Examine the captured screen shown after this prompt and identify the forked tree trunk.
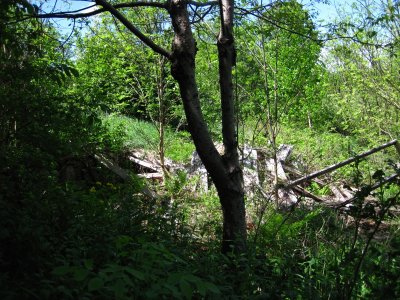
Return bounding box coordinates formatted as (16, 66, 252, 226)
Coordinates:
(168, 0, 246, 253)
(93, 0, 247, 254)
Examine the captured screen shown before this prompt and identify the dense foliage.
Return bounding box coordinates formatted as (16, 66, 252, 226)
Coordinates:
(1, 0, 399, 299)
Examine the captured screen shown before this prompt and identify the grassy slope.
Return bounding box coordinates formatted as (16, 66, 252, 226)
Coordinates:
(102, 114, 195, 162)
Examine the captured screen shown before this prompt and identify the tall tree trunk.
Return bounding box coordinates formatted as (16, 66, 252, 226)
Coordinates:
(217, 0, 246, 253)
(168, 0, 246, 253)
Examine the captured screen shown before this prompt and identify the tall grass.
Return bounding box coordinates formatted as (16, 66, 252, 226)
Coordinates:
(101, 114, 194, 162)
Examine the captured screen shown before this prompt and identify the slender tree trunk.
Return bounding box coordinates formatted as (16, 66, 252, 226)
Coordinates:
(168, 0, 246, 253)
(217, 0, 246, 253)
(157, 56, 168, 178)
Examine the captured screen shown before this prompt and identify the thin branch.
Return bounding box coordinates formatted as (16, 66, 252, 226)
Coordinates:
(97, 1, 167, 9)
(286, 140, 399, 188)
(189, 4, 216, 24)
(95, 0, 170, 58)
(335, 173, 400, 209)
(236, 6, 393, 49)
(236, 6, 322, 43)
(12, 1, 167, 22)
(188, 1, 218, 8)
(16, 1, 171, 58)
(61, 18, 76, 47)
(46, 3, 98, 15)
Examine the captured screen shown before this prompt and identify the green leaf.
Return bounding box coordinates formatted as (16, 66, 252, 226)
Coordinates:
(103, 264, 123, 274)
(179, 279, 192, 300)
(112, 279, 127, 299)
(73, 268, 89, 281)
(196, 281, 206, 297)
(84, 259, 93, 270)
(204, 282, 221, 294)
(52, 265, 70, 276)
(88, 277, 104, 292)
(164, 283, 180, 297)
(124, 268, 145, 281)
(120, 273, 135, 287)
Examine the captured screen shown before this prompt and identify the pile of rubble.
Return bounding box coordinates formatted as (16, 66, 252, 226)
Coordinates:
(189, 144, 356, 207)
(95, 140, 400, 211)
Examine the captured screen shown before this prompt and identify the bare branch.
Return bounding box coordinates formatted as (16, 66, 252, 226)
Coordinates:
(189, 4, 216, 24)
(20, 1, 171, 58)
(14, 2, 167, 21)
(188, 1, 218, 8)
(236, 5, 392, 48)
(45, 1, 166, 17)
(95, 0, 171, 58)
(112, 1, 167, 9)
(61, 18, 76, 47)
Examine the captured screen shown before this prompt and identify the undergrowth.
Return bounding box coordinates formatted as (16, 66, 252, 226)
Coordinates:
(1, 114, 399, 299)
(1, 160, 398, 299)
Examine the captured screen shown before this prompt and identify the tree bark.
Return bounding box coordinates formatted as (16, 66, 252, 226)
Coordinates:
(168, 0, 246, 253)
(217, 0, 246, 254)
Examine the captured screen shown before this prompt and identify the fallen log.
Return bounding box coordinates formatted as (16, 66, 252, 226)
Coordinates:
(95, 154, 131, 181)
(292, 186, 324, 203)
(128, 155, 161, 173)
(283, 165, 326, 186)
(284, 165, 352, 201)
(286, 140, 399, 188)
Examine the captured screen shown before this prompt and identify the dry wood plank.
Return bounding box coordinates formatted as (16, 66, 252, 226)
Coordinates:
(265, 159, 297, 203)
(340, 186, 354, 199)
(137, 173, 163, 180)
(128, 155, 161, 172)
(285, 165, 354, 201)
(278, 188, 298, 205)
(95, 154, 131, 180)
(94, 154, 157, 199)
(329, 185, 346, 202)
